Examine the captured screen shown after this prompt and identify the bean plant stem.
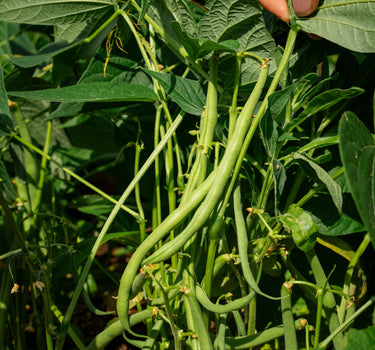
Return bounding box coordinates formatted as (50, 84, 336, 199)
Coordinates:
(305, 249, 345, 349)
(55, 112, 185, 349)
(338, 233, 371, 323)
(10, 134, 140, 219)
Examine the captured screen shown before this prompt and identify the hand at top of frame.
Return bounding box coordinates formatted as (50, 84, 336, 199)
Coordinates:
(258, 0, 319, 22)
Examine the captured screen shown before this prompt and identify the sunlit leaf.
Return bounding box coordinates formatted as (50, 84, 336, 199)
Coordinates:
(295, 0, 375, 53)
(0, 0, 114, 25)
(8, 82, 157, 102)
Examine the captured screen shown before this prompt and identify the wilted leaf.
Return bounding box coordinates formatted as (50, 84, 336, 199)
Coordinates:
(280, 204, 318, 251)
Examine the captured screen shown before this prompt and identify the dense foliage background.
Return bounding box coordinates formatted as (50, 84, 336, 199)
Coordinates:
(0, 0, 375, 349)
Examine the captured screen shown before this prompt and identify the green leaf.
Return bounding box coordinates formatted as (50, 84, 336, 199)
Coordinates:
(172, 22, 239, 59)
(296, 136, 339, 154)
(339, 111, 375, 247)
(0, 161, 17, 200)
(11, 41, 80, 68)
(294, 152, 343, 214)
(344, 326, 375, 350)
(144, 70, 205, 116)
(46, 48, 152, 120)
(280, 204, 318, 251)
(138, 0, 152, 23)
(304, 193, 365, 236)
(8, 82, 157, 102)
(0, 0, 114, 25)
(272, 159, 286, 216)
(287, 87, 364, 131)
(201, 0, 275, 85)
(0, 67, 13, 135)
(295, 0, 375, 53)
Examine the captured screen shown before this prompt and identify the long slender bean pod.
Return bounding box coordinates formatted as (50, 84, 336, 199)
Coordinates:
(86, 309, 153, 350)
(142, 318, 164, 350)
(213, 319, 308, 349)
(281, 282, 298, 350)
(143, 62, 269, 266)
(233, 184, 280, 300)
(56, 112, 185, 349)
(183, 288, 214, 350)
(196, 285, 255, 314)
(117, 169, 216, 333)
(216, 313, 228, 350)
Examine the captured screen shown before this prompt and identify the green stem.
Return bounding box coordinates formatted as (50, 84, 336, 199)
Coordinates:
(11, 133, 139, 218)
(317, 296, 375, 350)
(55, 112, 185, 350)
(338, 233, 371, 323)
(30, 120, 52, 229)
(305, 249, 345, 350)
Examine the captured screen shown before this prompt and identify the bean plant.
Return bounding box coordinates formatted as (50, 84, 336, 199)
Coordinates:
(0, 0, 375, 349)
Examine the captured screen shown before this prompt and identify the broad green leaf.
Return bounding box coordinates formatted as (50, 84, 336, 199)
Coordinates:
(344, 326, 375, 350)
(172, 22, 239, 59)
(144, 70, 205, 116)
(200, 0, 275, 85)
(294, 152, 343, 214)
(168, 0, 199, 37)
(8, 82, 157, 102)
(295, 0, 375, 53)
(260, 115, 278, 158)
(11, 41, 80, 68)
(287, 87, 364, 131)
(46, 48, 152, 120)
(304, 193, 365, 236)
(0, 67, 13, 136)
(280, 204, 318, 251)
(339, 111, 375, 247)
(0, 0, 114, 25)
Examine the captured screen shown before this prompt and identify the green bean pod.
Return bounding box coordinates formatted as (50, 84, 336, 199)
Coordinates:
(143, 63, 269, 266)
(196, 285, 255, 314)
(183, 288, 214, 350)
(86, 309, 152, 350)
(213, 319, 308, 349)
(281, 282, 298, 350)
(117, 170, 216, 333)
(233, 184, 280, 300)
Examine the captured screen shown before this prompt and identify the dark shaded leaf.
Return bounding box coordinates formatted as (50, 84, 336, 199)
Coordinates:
(339, 111, 375, 247)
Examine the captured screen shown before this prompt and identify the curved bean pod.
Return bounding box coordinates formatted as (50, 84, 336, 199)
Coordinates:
(196, 285, 255, 314)
(143, 63, 269, 266)
(233, 184, 280, 300)
(213, 319, 308, 349)
(116, 170, 216, 333)
(86, 309, 152, 350)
